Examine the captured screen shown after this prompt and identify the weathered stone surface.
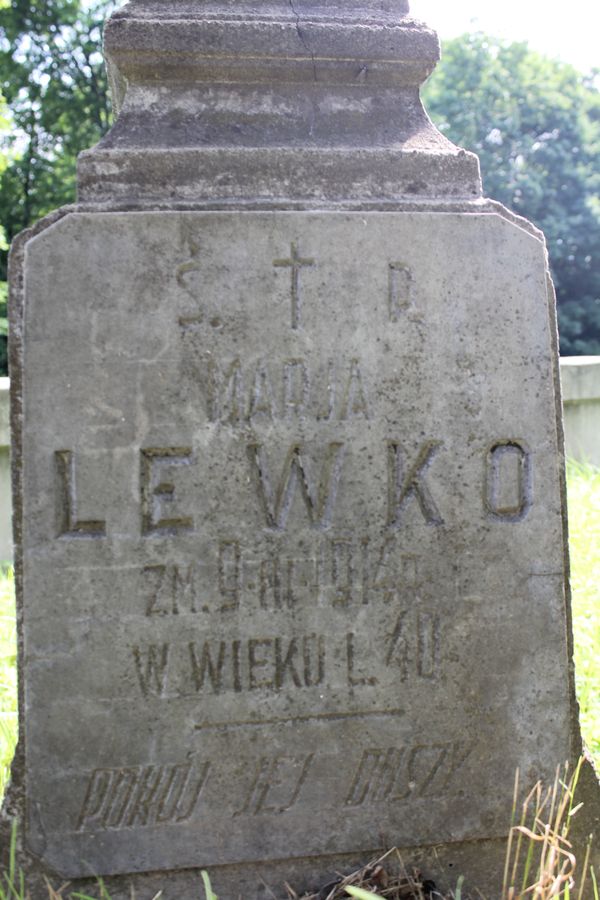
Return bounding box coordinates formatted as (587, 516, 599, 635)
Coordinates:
(4, 0, 600, 897)
(8, 206, 591, 887)
(78, 0, 481, 204)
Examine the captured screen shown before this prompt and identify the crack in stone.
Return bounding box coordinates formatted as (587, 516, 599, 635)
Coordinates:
(289, 0, 318, 82)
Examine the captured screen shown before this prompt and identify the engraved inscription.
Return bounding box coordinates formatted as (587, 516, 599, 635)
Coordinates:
(218, 539, 241, 611)
(388, 262, 412, 321)
(189, 640, 228, 693)
(248, 442, 345, 530)
(339, 359, 370, 420)
(284, 359, 309, 418)
(131, 614, 439, 700)
(208, 357, 243, 423)
(143, 542, 241, 617)
(331, 538, 353, 607)
(201, 357, 370, 425)
(386, 611, 440, 681)
(175, 232, 201, 292)
(141, 534, 421, 615)
(346, 632, 378, 687)
(144, 563, 200, 616)
(249, 362, 276, 420)
(77, 760, 210, 831)
(133, 634, 327, 697)
(387, 441, 444, 527)
(195, 708, 405, 731)
(51, 438, 535, 541)
(140, 448, 194, 536)
(273, 243, 316, 330)
(359, 538, 419, 607)
(259, 555, 302, 610)
(133, 643, 170, 698)
(234, 753, 315, 816)
(485, 441, 532, 522)
(55, 450, 106, 538)
(344, 741, 472, 806)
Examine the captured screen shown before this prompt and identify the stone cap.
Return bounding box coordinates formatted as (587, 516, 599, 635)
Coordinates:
(104, 0, 438, 102)
(78, 0, 482, 204)
(114, 0, 411, 21)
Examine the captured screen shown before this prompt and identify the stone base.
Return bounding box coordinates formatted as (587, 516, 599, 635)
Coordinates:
(3, 768, 600, 900)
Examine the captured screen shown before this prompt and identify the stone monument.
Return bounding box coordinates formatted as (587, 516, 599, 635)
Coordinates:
(3, 0, 600, 897)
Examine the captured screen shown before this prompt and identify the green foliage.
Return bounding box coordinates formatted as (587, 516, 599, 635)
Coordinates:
(0, 13, 599, 371)
(345, 889, 384, 900)
(423, 35, 600, 355)
(0, 0, 119, 375)
(0, 0, 117, 276)
(0, 820, 25, 900)
(567, 461, 600, 763)
(0, 565, 16, 801)
(0, 280, 6, 378)
(71, 879, 114, 900)
(201, 871, 218, 900)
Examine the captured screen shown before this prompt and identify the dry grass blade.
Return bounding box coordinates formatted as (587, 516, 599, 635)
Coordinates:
(294, 849, 449, 900)
(502, 759, 589, 899)
(259, 876, 279, 900)
(576, 839, 592, 900)
(503, 768, 521, 897)
(44, 876, 69, 899)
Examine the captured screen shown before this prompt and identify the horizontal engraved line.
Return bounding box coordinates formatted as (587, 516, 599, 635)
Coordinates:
(194, 708, 405, 731)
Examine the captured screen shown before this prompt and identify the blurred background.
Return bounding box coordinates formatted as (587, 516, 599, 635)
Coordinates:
(412, 0, 599, 72)
(0, 0, 599, 373)
(0, 0, 598, 377)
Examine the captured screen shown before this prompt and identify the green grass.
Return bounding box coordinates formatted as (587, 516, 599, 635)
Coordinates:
(567, 461, 600, 765)
(0, 563, 16, 798)
(0, 463, 599, 801)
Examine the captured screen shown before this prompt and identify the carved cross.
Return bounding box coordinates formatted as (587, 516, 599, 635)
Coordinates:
(273, 242, 316, 330)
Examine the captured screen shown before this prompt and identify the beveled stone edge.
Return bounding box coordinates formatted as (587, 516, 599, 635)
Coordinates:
(111, 1, 413, 26)
(3, 199, 598, 895)
(77, 147, 483, 204)
(103, 16, 441, 99)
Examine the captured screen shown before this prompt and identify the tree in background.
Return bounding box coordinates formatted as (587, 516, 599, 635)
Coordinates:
(0, 17, 599, 372)
(0, 82, 9, 377)
(0, 0, 116, 374)
(423, 34, 600, 355)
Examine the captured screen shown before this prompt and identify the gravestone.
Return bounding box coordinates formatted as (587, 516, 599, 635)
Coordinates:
(3, 1, 600, 897)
